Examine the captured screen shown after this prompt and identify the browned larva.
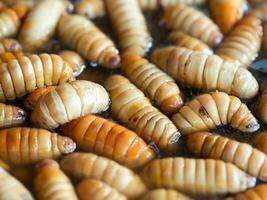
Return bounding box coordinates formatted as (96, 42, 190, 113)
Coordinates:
(141, 189, 192, 200)
(0, 103, 26, 129)
(151, 46, 259, 99)
(0, 127, 76, 165)
(57, 14, 120, 69)
(76, 179, 127, 200)
(61, 115, 156, 169)
(0, 51, 24, 63)
(209, 0, 244, 33)
(252, 132, 267, 154)
(216, 15, 262, 68)
(0, 53, 74, 102)
(75, 0, 105, 19)
(121, 53, 183, 114)
(172, 91, 259, 135)
(106, 0, 152, 56)
(187, 132, 267, 181)
(0, 166, 34, 200)
(0, 38, 22, 53)
(168, 31, 213, 54)
(60, 152, 147, 199)
(258, 85, 267, 123)
(105, 75, 180, 152)
(31, 80, 110, 129)
(163, 5, 223, 47)
(34, 159, 78, 200)
(224, 184, 267, 200)
(142, 157, 256, 195)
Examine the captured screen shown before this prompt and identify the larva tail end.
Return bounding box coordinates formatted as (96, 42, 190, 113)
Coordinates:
(212, 33, 224, 47)
(104, 55, 121, 69)
(160, 95, 183, 114)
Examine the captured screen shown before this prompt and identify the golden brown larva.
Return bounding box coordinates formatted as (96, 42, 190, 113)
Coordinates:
(0, 38, 22, 53)
(187, 132, 267, 181)
(76, 179, 127, 200)
(75, 0, 105, 19)
(224, 184, 267, 200)
(141, 189, 192, 200)
(18, 0, 67, 52)
(257, 85, 267, 123)
(216, 15, 262, 68)
(172, 91, 259, 135)
(57, 14, 120, 69)
(31, 80, 110, 129)
(106, 0, 152, 56)
(163, 5, 223, 47)
(34, 159, 78, 200)
(142, 157, 256, 195)
(105, 75, 180, 152)
(168, 31, 213, 54)
(0, 53, 74, 102)
(0, 127, 76, 165)
(151, 46, 259, 99)
(209, 0, 244, 33)
(60, 152, 147, 199)
(252, 132, 267, 154)
(121, 52, 183, 114)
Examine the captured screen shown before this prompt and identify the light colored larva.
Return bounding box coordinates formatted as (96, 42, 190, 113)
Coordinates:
(151, 46, 259, 99)
(216, 15, 262, 68)
(60, 152, 147, 199)
(34, 159, 78, 200)
(163, 5, 223, 47)
(31, 80, 110, 129)
(142, 157, 256, 195)
(0, 53, 74, 102)
(168, 31, 213, 54)
(76, 179, 127, 200)
(57, 14, 120, 69)
(106, 0, 152, 56)
(160, 0, 206, 7)
(172, 91, 259, 135)
(141, 189, 192, 200)
(0, 127, 76, 165)
(121, 53, 183, 114)
(187, 132, 267, 181)
(105, 75, 180, 152)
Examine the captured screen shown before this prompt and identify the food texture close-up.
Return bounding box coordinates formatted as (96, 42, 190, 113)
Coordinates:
(0, 0, 267, 199)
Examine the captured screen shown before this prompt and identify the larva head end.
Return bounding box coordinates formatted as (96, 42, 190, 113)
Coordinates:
(105, 55, 121, 69)
(61, 137, 76, 154)
(212, 34, 223, 47)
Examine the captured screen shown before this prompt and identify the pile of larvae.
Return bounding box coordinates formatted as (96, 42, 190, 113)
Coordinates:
(0, 0, 267, 199)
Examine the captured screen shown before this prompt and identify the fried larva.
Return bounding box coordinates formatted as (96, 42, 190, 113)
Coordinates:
(187, 132, 267, 181)
(172, 91, 259, 135)
(216, 15, 262, 68)
(252, 132, 267, 154)
(0, 51, 23, 63)
(59, 50, 86, 77)
(209, 0, 244, 33)
(31, 80, 109, 129)
(18, 0, 67, 52)
(224, 184, 267, 200)
(142, 157, 256, 195)
(106, 0, 152, 56)
(0, 166, 34, 200)
(34, 159, 78, 200)
(75, 0, 105, 19)
(24, 86, 56, 110)
(0, 53, 74, 102)
(76, 179, 127, 200)
(105, 75, 180, 152)
(151, 46, 259, 99)
(257, 85, 267, 123)
(163, 5, 223, 47)
(57, 14, 120, 68)
(168, 31, 213, 54)
(60, 152, 147, 199)
(121, 53, 183, 114)
(0, 38, 21, 53)
(0, 103, 26, 129)
(141, 189, 192, 200)
(0, 127, 76, 165)
(62, 115, 156, 169)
